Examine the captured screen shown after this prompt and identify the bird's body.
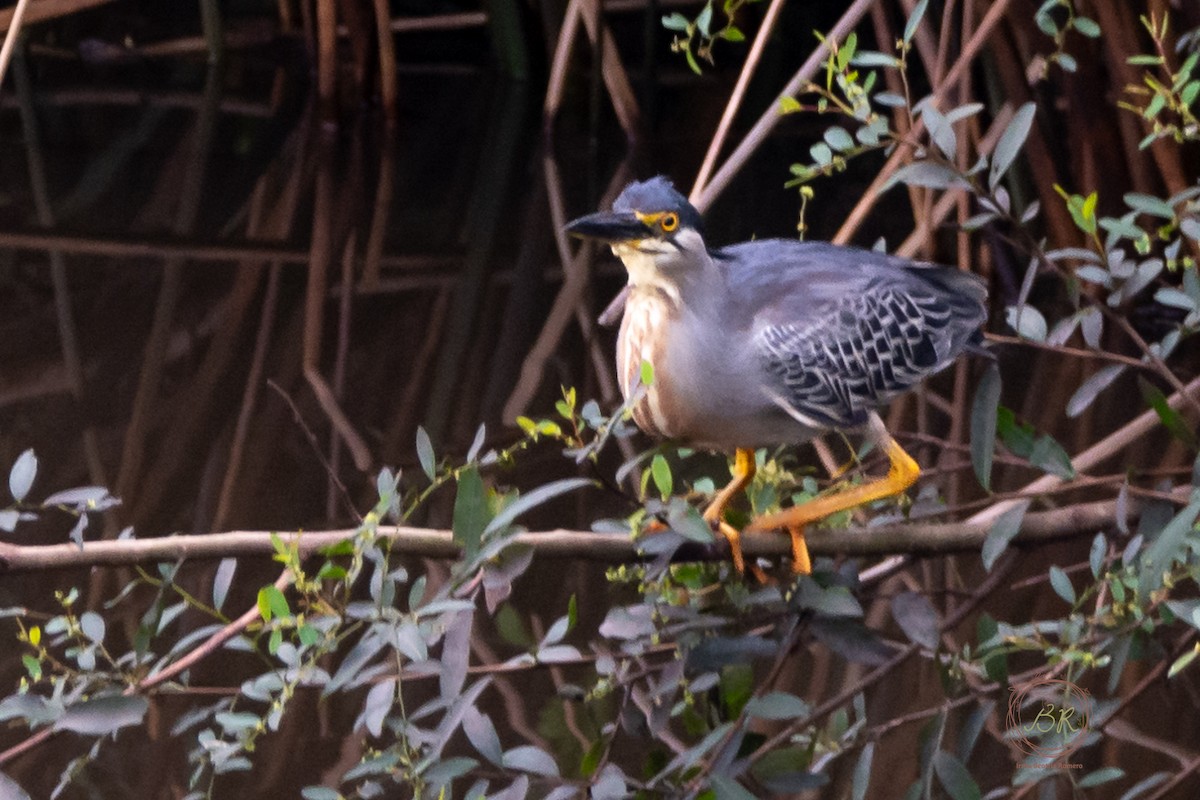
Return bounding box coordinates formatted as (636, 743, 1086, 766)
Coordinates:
(617, 237, 987, 450)
(567, 175, 988, 575)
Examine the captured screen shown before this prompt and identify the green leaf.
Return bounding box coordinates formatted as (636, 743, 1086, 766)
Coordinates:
(1067, 364, 1125, 418)
(852, 51, 898, 68)
(884, 161, 970, 192)
(1072, 16, 1101, 37)
(1125, 192, 1175, 219)
(662, 12, 690, 32)
(932, 751, 981, 800)
(416, 426, 436, 481)
(1078, 767, 1124, 788)
(990, 102, 1036, 190)
(640, 359, 655, 387)
(720, 664, 755, 718)
(891, 592, 941, 649)
(970, 363, 1001, 490)
(213, 558, 236, 613)
(852, 741, 875, 800)
(903, 0, 928, 44)
(778, 96, 803, 113)
(823, 126, 855, 152)
(79, 611, 105, 644)
(8, 449, 36, 503)
(1139, 493, 1200, 592)
(258, 585, 290, 622)
(1139, 377, 1198, 451)
(54, 695, 149, 735)
(810, 142, 833, 167)
(502, 745, 559, 777)
(695, 2, 713, 37)
(1048, 566, 1076, 605)
(743, 692, 809, 720)
(481, 477, 592, 538)
(1005, 305, 1047, 341)
(452, 465, 489, 560)
(710, 775, 758, 800)
(1168, 647, 1199, 678)
(650, 454, 673, 500)
(922, 105, 957, 159)
(981, 501, 1030, 571)
(1090, 533, 1107, 578)
(301, 788, 343, 800)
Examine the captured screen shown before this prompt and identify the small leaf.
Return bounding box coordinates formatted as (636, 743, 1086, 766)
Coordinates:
(650, 454, 673, 500)
(981, 501, 1030, 571)
(1168, 647, 1199, 678)
(891, 592, 941, 649)
(481, 478, 592, 538)
(466, 423, 487, 463)
(415, 427, 436, 481)
(695, 2, 712, 37)
(1048, 566, 1076, 604)
(662, 12, 689, 31)
(639, 359, 655, 387)
(824, 126, 855, 152)
(810, 142, 833, 167)
(54, 695, 149, 735)
(990, 102, 1037, 189)
(922, 105, 956, 159)
(1005, 305, 1047, 341)
(8, 450, 36, 503)
(213, 559, 237, 613)
(709, 776, 757, 800)
(463, 707, 503, 765)
(258, 585, 289, 622)
(502, 745, 559, 777)
(1089, 533, 1107, 578)
(903, 0, 928, 44)
(1078, 767, 1124, 788)
(79, 611, 105, 644)
(362, 679, 394, 738)
(743, 692, 809, 720)
(851, 742, 875, 800)
(970, 364, 1001, 490)
(452, 465, 489, 560)
(1066, 364, 1125, 417)
(884, 161, 970, 192)
(1139, 377, 1198, 451)
(1124, 192, 1175, 219)
(933, 751, 981, 800)
(1072, 16, 1101, 37)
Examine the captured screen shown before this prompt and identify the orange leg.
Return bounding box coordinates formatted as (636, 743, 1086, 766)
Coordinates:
(748, 416, 920, 574)
(703, 448, 755, 574)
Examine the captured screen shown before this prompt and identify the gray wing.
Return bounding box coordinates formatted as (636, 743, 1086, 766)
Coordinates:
(720, 241, 987, 429)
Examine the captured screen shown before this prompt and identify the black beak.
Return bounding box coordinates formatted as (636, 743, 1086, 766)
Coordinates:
(565, 211, 650, 243)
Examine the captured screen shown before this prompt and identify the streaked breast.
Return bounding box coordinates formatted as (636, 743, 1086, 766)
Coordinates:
(617, 291, 677, 439)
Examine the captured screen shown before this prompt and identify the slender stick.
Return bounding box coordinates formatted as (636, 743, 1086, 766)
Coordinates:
(691, 0, 878, 212)
(690, 0, 787, 199)
(0, 0, 30, 87)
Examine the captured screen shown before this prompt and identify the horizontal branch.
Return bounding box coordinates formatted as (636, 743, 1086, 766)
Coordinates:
(0, 494, 1153, 574)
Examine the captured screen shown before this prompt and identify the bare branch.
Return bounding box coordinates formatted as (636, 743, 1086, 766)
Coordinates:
(0, 493, 1165, 574)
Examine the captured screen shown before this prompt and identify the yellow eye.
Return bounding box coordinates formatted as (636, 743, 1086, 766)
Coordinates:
(660, 212, 679, 233)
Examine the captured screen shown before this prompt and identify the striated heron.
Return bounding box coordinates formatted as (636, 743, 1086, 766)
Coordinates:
(566, 176, 988, 575)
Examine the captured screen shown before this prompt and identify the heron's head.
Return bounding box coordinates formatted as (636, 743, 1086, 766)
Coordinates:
(566, 177, 709, 294)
